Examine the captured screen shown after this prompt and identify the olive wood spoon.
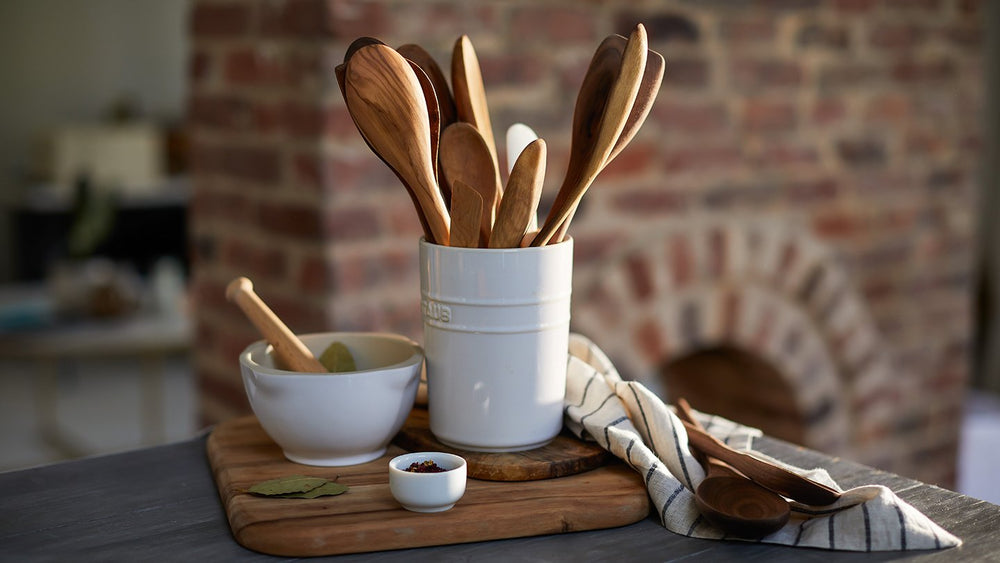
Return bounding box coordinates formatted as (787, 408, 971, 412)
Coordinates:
(344, 43, 450, 245)
(397, 44, 457, 130)
(440, 122, 500, 246)
(548, 38, 665, 243)
(225, 277, 325, 373)
(676, 399, 790, 539)
(452, 35, 500, 187)
(679, 416, 842, 506)
(449, 180, 484, 248)
(335, 61, 433, 240)
(491, 138, 546, 248)
(531, 24, 647, 247)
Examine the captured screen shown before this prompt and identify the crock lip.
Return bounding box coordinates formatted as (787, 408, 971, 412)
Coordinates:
(239, 331, 423, 378)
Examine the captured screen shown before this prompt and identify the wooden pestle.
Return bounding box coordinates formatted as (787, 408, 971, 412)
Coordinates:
(226, 277, 326, 373)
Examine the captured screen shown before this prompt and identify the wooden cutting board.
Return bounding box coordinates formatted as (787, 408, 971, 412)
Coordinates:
(207, 415, 650, 557)
(394, 407, 609, 481)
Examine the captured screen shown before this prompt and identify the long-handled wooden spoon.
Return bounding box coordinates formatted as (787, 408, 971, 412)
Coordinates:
(439, 122, 500, 246)
(344, 43, 450, 245)
(679, 413, 842, 506)
(546, 37, 666, 243)
(226, 277, 325, 373)
(531, 24, 647, 247)
(452, 35, 501, 190)
(449, 180, 484, 248)
(676, 399, 790, 539)
(397, 44, 457, 130)
(491, 138, 546, 248)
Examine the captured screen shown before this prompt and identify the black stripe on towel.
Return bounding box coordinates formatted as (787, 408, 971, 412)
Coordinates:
(828, 512, 836, 549)
(627, 384, 660, 459)
(669, 417, 696, 491)
(686, 514, 703, 536)
(895, 503, 907, 550)
(645, 462, 658, 486)
(660, 483, 687, 525)
(579, 392, 617, 428)
(863, 502, 872, 552)
(603, 415, 629, 448)
(571, 372, 599, 408)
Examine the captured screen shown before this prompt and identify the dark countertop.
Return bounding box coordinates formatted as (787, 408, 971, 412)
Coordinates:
(1, 429, 998, 561)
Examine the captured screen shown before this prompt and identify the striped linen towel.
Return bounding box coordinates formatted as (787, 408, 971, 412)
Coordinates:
(563, 333, 961, 551)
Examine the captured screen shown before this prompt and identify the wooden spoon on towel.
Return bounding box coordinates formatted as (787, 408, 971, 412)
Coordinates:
(676, 399, 790, 538)
(678, 405, 842, 506)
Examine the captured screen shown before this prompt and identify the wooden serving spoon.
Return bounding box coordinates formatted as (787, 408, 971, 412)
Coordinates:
(546, 37, 665, 244)
(449, 180, 485, 248)
(531, 24, 647, 247)
(679, 413, 842, 506)
(226, 277, 325, 373)
(491, 138, 546, 248)
(676, 399, 790, 539)
(439, 122, 500, 246)
(452, 35, 500, 186)
(397, 44, 457, 130)
(344, 43, 450, 245)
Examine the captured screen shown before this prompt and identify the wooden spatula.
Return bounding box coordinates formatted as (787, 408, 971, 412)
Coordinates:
(440, 122, 500, 246)
(452, 35, 500, 186)
(491, 138, 546, 248)
(226, 277, 325, 373)
(449, 180, 485, 248)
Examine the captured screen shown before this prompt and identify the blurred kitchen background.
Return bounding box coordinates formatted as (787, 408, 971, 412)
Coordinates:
(0, 0, 997, 505)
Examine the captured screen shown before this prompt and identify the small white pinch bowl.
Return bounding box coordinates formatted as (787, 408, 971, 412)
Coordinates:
(388, 452, 467, 513)
(239, 332, 423, 466)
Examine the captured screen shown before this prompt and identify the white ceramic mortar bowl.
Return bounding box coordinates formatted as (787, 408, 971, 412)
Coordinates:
(388, 452, 467, 512)
(239, 332, 423, 466)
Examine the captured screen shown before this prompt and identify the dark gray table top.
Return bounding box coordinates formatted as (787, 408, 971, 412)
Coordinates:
(1, 430, 998, 561)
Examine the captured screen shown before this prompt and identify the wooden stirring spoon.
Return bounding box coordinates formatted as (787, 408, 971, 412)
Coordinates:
(680, 416, 842, 506)
(440, 122, 500, 246)
(491, 138, 546, 248)
(449, 180, 485, 248)
(452, 35, 501, 187)
(226, 277, 325, 373)
(676, 399, 790, 539)
(532, 24, 647, 247)
(344, 43, 450, 245)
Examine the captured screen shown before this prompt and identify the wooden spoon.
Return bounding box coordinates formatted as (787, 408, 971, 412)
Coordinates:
(226, 277, 325, 373)
(449, 180, 484, 248)
(397, 44, 457, 130)
(344, 43, 450, 245)
(491, 138, 546, 248)
(439, 122, 500, 246)
(679, 415, 842, 506)
(452, 35, 500, 186)
(676, 399, 790, 539)
(546, 37, 666, 243)
(335, 62, 434, 241)
(531, 24, 647, 247)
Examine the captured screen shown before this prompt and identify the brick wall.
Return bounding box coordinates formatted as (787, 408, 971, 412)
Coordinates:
(188, 0, 985, 487)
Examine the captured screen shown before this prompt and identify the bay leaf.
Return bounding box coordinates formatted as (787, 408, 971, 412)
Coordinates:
(248, 475, 328, 496)
(319, 341, 357, 373)
(275, 481, 349, 499)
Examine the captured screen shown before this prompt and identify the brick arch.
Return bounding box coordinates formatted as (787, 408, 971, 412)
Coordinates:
(572, 217, 892, 456)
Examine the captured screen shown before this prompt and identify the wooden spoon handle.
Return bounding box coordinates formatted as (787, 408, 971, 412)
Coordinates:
(681, 419, 842, 506)
(226, 277, 325, 373)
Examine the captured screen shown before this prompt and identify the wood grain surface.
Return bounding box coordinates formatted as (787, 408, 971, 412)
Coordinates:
(207, 415, 650, 557)
(394, 407, 609, 481)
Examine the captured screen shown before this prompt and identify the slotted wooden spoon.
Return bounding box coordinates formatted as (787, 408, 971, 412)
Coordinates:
(343, 43, 450, 245)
